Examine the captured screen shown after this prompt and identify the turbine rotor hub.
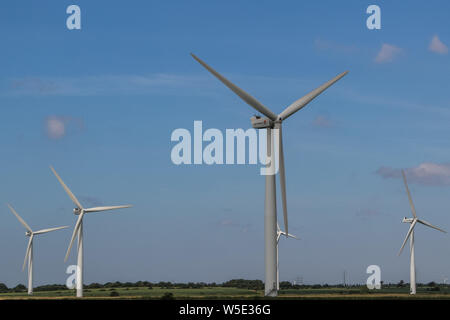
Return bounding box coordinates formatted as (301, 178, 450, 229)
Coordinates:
(73, 208, 82, 215)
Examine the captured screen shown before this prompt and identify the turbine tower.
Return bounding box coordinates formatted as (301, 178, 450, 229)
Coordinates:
(50, 166, 132, 298)
(276, 223, 297, 290)
(7, 204, 68, 295)
(192, 53, 347, 296)
(398, 169, 446, 295)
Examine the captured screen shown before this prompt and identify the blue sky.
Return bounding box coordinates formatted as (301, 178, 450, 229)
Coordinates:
(1, 1, 450, 287)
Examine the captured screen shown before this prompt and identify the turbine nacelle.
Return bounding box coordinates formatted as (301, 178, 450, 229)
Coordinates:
(251, 115, 273, 129)
(73, 208, 82, 215)
(25, 231, 32, 237)
(402, 217, 414, 223)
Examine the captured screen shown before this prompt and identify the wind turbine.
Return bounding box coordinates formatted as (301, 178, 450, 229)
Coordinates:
(276, 223, 297, 290)
(50, 166, 132, 298)
(398, 169, 446, 295)
(7, 204, 68, 295)
(192, 53, 348, 296)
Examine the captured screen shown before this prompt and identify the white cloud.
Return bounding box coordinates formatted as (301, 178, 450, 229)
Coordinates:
(429, 35, 448, 55)
(45, 116, 66, 139)
(376, 162, 450, 186)
(45, 116, 83, 140)
(375, 43, 402, 63)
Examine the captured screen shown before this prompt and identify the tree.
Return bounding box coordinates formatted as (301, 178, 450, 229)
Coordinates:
(0, 283, 9, 293)
(157, 281, 174, 289)
(161, 292, 174, 300)
(13, 284, 26, 292)
(279, 281, 293, 290)
(110, 290, 120, 297)
(86, 282, 102, 289)
(222, 279, 264, 290)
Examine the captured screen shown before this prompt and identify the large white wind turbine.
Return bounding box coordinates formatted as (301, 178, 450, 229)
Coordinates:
(192, 53, 347, 296)
(276, 223, 297, 290)
(50, 166, 132, 298)
(7, 204, 68, 295)
(398, 169, 446, 295)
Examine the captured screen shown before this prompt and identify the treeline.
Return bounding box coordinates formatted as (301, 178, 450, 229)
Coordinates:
(0, 280, 263, 293)
(279, 280, 448, 291)
(0, 279, 447, 293)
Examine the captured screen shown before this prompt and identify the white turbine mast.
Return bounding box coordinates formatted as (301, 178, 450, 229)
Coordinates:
(7, 204, 68, 295)
(398, 169, 446, 295)
(50, 166, 132, 298)
(192, 53, 347, 296)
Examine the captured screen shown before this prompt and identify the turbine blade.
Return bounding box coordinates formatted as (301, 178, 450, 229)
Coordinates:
(398, 219, 417, 256)
(402, 170, 417, 218)
(84, 205, 132, 213)
(287, 233, 298, 240)
(50, 166, 83, 209)
(417, 219, 447, 233)
(7, 204, 32, 232)
(65, 212, 84, 262)
(34, 226, 69, 235)
(278, 229, 298, 241)
(279, 71, 348, 121)
(191, 53, 278, 121)
(22, 235, 33, 271)
(276, 123, 288, 236)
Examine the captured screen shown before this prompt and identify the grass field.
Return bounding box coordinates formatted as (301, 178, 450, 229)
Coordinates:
(1, 286, 450, 300)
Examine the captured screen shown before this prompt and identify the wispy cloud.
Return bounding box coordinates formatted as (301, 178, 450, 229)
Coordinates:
(79, 196, 104, 207)
(375, 43, 402, 63)
(356, 208, 384, 219)
(376, 162, 450, 186)
(11, 77, 58, 94)
(339, 86, 450, 118)
(219, 219, 252, 233)
(314, 38, 358, 54)
(8, 70, 450, 124)
(44, 115, 84, 140)
(5, 74, 213, 97)
(312, 115, 333, 128)
(429, 35, 448, 55)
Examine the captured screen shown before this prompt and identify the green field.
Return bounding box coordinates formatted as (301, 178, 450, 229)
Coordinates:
(1, 286, 450, 300)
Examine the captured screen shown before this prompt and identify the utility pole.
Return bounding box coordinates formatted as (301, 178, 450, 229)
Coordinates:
(343, 271, 347, 287)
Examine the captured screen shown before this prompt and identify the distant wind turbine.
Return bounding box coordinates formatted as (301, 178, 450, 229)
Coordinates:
(50, 166, 132, 298)
(398, 169, 446, 295)
(276, 223, 298, 290)
(7, 204, 68, 295)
